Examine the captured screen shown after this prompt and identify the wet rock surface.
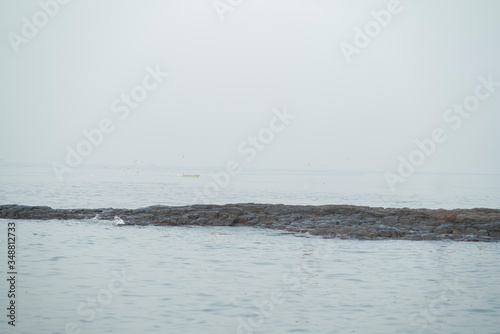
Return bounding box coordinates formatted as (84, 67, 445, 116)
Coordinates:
(1, 204, 500, 242)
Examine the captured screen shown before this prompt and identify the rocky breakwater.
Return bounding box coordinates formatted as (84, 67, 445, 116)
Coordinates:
(1, 204, 500, 241)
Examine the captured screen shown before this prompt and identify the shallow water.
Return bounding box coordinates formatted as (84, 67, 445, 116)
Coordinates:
(1, 219, 499, 334)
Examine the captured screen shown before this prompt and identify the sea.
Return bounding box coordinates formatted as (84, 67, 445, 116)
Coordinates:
(1, 166, 499, 334)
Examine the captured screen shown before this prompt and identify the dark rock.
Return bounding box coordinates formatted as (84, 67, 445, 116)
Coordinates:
(477, 229, 489, 236)
(382, 216, 399, 225)
(1, 204, 499, 242)
(434, 223, 453, 234)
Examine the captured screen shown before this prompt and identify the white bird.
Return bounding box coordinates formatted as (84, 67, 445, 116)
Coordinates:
(114, 216, 125, 225)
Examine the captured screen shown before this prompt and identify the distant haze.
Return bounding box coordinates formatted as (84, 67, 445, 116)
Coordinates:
(1, 0, 499, 175)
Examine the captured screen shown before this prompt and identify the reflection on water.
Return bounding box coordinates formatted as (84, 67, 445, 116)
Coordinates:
(1, 219, 499, 334)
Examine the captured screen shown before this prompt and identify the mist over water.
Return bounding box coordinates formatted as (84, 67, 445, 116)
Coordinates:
(1, 1, 500, 175)
(1, 166, 499, 209)
(2, 1, 500, 333)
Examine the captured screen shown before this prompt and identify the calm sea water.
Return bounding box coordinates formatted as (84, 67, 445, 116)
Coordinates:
(0, 166, 499, 209)
(1, 166, 499, 333)
(0, 220, 499, 334)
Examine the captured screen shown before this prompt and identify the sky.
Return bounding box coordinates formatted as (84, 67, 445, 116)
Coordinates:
(1, 0, 500, 175)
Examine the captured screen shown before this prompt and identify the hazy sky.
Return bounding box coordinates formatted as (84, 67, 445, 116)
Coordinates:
(1, 0, 499, 174)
